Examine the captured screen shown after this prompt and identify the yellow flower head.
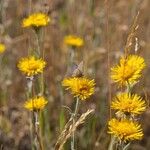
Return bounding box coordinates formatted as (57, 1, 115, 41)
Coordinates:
(111, 93, 146, 115)
(108, 118, 143, 142)
(62, 77, 95, 100)
(22, 13, 50, 28)
(111, 55, 145, 87)
(17, 56, 46, 76)
(64, 35, 84, 47)
(0, 43, 6, 54)
(24, 96, 48, 111)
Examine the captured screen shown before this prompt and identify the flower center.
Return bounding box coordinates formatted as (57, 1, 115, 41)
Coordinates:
(122, 67, 135, 80)
(28, 63, 38, 70)
(80, 86, 88, 93)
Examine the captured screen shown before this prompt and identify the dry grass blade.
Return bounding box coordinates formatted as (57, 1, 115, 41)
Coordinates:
(55, 117, 73, 149)
(124, 11, 139, 57)
(55, 109, 95, 150)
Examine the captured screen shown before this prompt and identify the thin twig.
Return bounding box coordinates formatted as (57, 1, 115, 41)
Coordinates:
(104, 0, 111, 119)
(71, 98, 79, 150)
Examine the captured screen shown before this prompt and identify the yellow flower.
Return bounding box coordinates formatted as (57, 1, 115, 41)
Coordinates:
(0, 43, 6, 54)
(24, 96, 48, 111)
(22, 13, 50, 28)
(17, 56, 46, 76)
(111, 55, 145, 87)
(108, 118, 143, 142)
(64, 35, 84, 47)
(62, 77, 95, 100)
(111, 93, 146, 115)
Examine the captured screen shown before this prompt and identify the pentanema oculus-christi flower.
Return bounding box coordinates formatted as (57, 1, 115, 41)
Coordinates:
(111, 55, 145, 87)
(64, 35, 84, 47)
(24, 96, 48, 111)
(111, 93, 146, 115)
(22, 12, 50, 28)
(17, 56, 46, 76)
(108, 118, 143, 142)
(62, 77, 95, 100)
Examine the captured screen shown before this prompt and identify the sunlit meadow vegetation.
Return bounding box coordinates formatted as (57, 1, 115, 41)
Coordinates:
(0, 0, 150, 150)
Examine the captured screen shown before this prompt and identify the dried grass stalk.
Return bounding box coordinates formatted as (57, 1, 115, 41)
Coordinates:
(55, 109, 94, 150)
(124, 12, 139, 57)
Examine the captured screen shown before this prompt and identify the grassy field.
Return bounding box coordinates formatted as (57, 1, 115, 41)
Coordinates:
(0, 0, 150, 150)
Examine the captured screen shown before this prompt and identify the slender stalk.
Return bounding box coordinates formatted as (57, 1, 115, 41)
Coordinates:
(123, 143, 130, 150)
(35, 30, 45, 96)
(104, 0, 111, 119)
(126, 81, 131, 93)
(66, 47, 75, 75)
(27, 0, 32, 56)
(71, 97, 79, 150)
(1, 0, 6, 26)
(26, 77, 35, 150)
(34, 111, 44, 150)
(33, 28, 45, 149)
(40, 28, 45, 96)
(108, 136, 115, 150)
(35, 29, 41, 57)
(74, 98, 79, 116)
(29, 112, 34, 150)
(28, 0, 32, 14)
(26, 1, 34, 149)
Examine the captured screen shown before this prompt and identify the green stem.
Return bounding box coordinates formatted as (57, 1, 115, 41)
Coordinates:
(35, 30, 44, 96)
(34, 111, 44, 150)
(66, 47, 75, 75)
(123, 143, 130, 150)
(74, 98, 79, 116)
(71, 97, 79, 150)
(108, 136, 116, 150)
(26, 77, 34, 150)
(35, 29, 41, 57)
(126, 81, 131, 93)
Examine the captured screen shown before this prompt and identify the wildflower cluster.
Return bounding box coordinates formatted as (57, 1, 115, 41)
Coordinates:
(62, 34, 94, 101)
(17, 12, 50, 111)
(61, 71, 95, 149)
(17, 11, 50, 149)
(108, 50, 146, 148)
(18, 55, 47, 110)
(62, 33, 94, 149)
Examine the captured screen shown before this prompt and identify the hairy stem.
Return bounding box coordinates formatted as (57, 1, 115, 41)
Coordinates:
(71, 97, 79, 150)
(108, 136, 116, 150)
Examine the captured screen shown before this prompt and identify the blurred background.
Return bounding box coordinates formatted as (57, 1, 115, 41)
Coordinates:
(0, 0, 150, 149)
